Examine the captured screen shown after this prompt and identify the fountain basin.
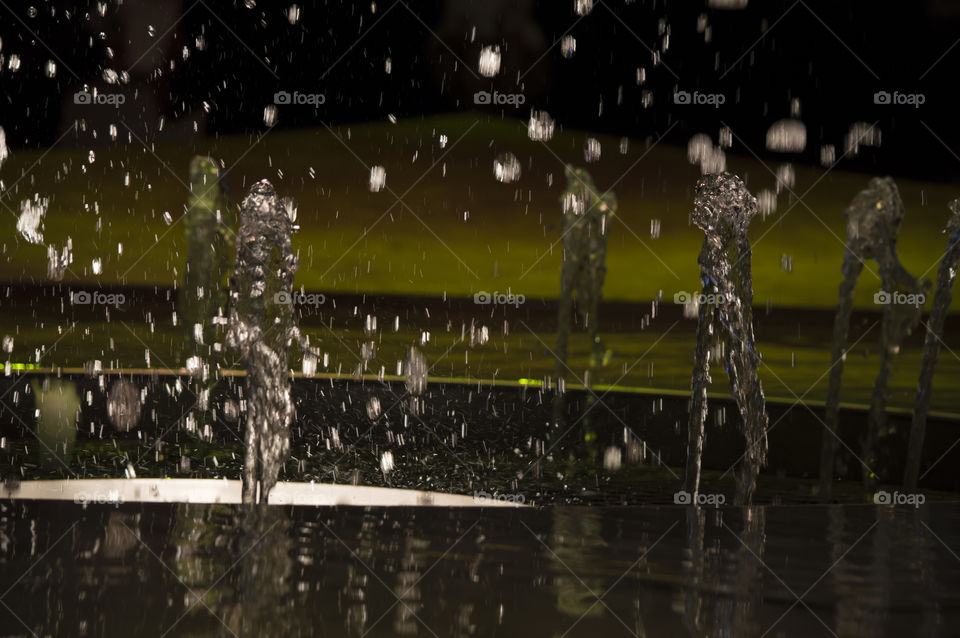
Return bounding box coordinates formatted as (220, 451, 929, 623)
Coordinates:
(1, 478, 526, 507)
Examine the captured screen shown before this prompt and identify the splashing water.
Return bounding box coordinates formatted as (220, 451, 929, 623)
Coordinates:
(46, 240, 72, 281)
(819, 177, 928, 497)
(17, 195, 48, 244)
(683, 172, 768, 506)
(553, 165, 616, 460)
(405, 346, 428, 395)
(227, 180, 300, 504)
(905, 200, 960, 488)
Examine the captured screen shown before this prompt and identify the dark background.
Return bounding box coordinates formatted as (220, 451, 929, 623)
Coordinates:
(1, 0, 959, 181)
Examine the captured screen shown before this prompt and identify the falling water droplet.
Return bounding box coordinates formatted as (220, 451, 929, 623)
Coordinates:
(527, 111, 555, 141)
(478, 45, 501, 77)
(493, 153, 521, 183)
(584, 138, 601, 162)
(369, 165, 387, 192)
(263, 105, 278, 127)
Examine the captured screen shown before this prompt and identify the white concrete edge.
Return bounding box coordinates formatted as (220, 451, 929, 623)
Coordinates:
(0, 479, 528, 507)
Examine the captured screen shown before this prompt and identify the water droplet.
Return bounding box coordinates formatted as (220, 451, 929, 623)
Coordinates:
(561, 35, 576, 58)
(263, 105, 278, 127)
(603, 446, 621, 470)
(369, 165, 387, 192)
(405, 347, 428, 395)
(478, 45, 501, 77)
(366, 397, 381, 420)
(527, 110, 555, 141)
(44, 59, 56, 78)
(287, 4, 300, 24)
(584, 138, 601, 162)
(820, 144, 836, 167)
(575, 0, 595, 16)
(765, 119, 806, 153)
(493, 153, 521, 183)
(380, 450, 395, 474)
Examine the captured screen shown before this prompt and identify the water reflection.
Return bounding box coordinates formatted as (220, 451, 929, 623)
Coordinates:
(0, 503, 958, 637)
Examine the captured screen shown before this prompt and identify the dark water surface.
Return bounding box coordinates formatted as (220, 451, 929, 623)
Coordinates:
(1, 501, 958, 637)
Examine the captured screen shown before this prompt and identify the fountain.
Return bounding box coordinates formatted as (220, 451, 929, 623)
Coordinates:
(904, 199, 960, 488)
(179, 155, 235, 351)
(682, 172, 768, 506)
(552, 164, 616, 459)
(819, 177, 927, 498)
(226, 179, 300, 504)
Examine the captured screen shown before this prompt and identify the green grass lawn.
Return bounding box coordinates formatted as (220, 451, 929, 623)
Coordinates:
(1, 112, 958, 411)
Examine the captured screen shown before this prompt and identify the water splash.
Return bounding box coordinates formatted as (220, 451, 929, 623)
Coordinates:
(227, 179, 300, 504)
(683, 172, 768, 506)
(819, 177, 928, 498)
(553, 165, 616, 460)
(905, 200, 960, 488)
(16, 195, 48, 244)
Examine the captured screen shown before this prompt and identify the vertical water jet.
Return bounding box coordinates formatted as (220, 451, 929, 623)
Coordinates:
(553, 164, 616, 459)
(904, 199, 960, 488)
(683, 172, 768, 506)
(227, 179, 300, 504)
(180, 156, 235, 350)
(819, 177, 927, 498)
